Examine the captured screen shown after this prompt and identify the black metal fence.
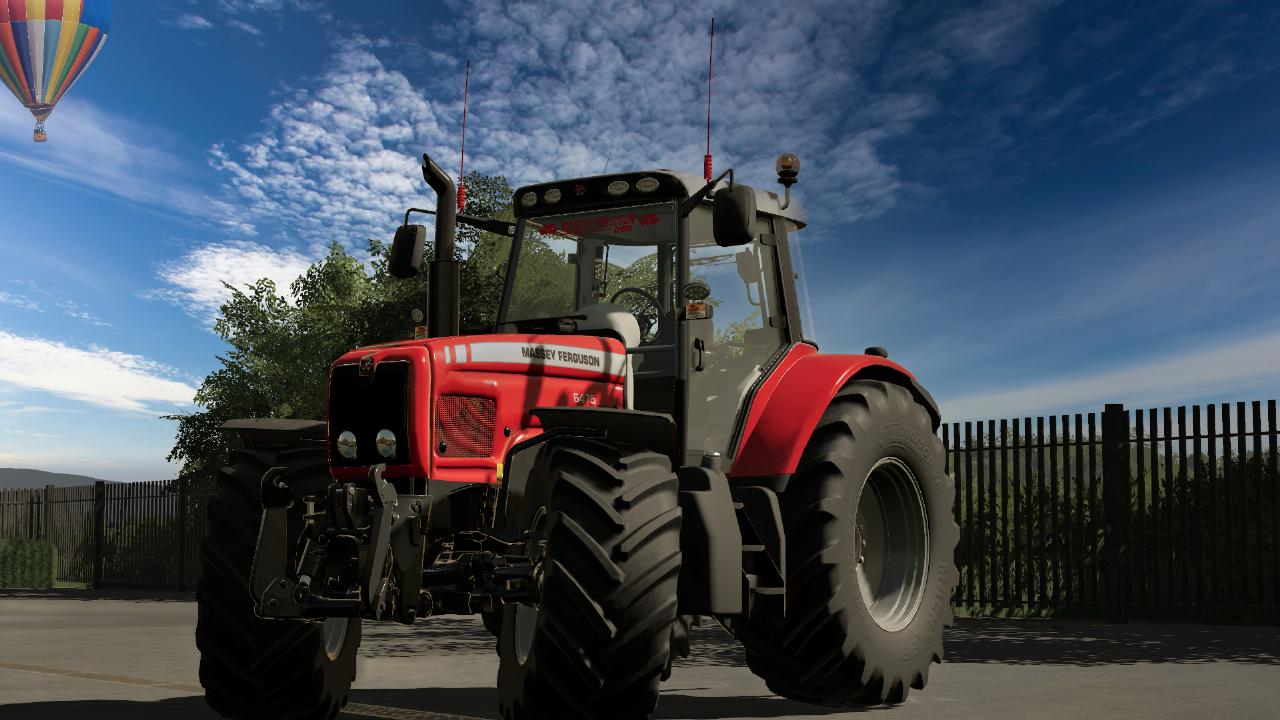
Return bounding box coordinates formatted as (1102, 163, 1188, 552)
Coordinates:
(2, 398, 1278, 624)
(0, 479, 210, 589)
(944, 400, 1280, 623)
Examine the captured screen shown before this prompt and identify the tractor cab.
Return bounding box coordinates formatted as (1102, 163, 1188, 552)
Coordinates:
(494, 166, 809, 464)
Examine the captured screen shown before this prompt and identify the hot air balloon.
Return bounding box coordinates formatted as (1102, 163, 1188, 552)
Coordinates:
(0, 0, 111, 143)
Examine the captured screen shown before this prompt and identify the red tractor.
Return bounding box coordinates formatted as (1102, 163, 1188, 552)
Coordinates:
(196, 153, 959, 720)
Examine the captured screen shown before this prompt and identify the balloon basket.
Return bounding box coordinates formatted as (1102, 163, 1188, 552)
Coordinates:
(33, 121, 46, 143)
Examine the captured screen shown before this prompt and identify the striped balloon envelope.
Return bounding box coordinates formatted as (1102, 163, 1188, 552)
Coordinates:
(0, 0, 111, 142)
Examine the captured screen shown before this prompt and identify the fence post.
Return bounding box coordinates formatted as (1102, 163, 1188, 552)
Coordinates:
(92, 481, 105, 589)
(176, 477, 187, 592)
(44, 485, 53, 541)
(1102, 404, 1131, 623)
(27, 492, 36, 539)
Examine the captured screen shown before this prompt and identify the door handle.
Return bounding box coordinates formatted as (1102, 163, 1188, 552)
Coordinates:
(693, 338, 705, 372)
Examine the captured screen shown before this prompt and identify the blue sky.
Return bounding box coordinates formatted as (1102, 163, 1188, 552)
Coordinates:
(0, 0, 1277, 481)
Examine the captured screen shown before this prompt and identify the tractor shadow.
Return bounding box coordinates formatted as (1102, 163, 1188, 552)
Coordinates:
(0, 696, 222, 720)
(360, 614, 498, 656)
(0, 588, 195, 603)
(6, 617, 1276, 720)
(348, 618, 864, 718)
(0, 691, 870, 720)
(943, 617, 1280, 665)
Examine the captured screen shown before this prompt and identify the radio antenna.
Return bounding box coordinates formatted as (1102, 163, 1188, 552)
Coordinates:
(602, 150, 613, 174)
(704, 17, 715, 182)
(457, 60, 471, 213)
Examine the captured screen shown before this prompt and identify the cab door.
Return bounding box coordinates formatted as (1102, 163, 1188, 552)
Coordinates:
(681, 211, 790, 464)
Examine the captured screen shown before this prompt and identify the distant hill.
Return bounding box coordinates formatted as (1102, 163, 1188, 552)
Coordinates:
(0, 468, 117, 490)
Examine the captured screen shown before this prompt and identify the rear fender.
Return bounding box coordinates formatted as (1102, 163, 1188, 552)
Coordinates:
(729, 349, 940, 477)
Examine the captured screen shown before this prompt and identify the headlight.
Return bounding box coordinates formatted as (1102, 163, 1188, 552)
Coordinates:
(375, 429, 397, 458)
(520, 191, 538, 208)
(606, 180, 629, 196)
(336, 431, 357, 460)
(543, 187, 562, 204)
(635, 176, 659, 193)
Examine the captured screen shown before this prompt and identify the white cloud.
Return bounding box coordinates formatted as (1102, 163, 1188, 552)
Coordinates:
(0, 331, 196, 414)
(934, 0, 1060, 68)
(217, 0, 332, 21)
(437, 0, 915, 222)
(0, 400, 73, 415)
(172, 14, 214, 30)
(0, 291, 40, 311)
(207, 3, 937, 242)
(227, 18, 262, 35)
(220, 0, 297, 11)
(0, 284, 114, 326)
(209, 41, 449, 246)
(207, 1, 1089, 243)
(939, 329, 1280, 422)
(58, 300, 112, 328)
(151, 240, 319, 325)
(0, 98, 216, 223)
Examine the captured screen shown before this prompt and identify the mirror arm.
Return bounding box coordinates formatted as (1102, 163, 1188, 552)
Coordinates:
(404, 207, 516, 237)
(680, 168, 734, 218)
(404, 207, 433, 226)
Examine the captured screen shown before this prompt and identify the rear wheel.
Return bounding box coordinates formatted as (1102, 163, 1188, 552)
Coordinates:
(497, 438, 682, 720)
(735, 380, 959, 705)
(196, 447, 361, 720)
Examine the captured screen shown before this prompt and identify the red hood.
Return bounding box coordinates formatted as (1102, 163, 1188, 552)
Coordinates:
(328, 333, 628, 484)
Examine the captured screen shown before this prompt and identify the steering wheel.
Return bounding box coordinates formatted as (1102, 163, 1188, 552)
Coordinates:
(609, 287, 663, 344)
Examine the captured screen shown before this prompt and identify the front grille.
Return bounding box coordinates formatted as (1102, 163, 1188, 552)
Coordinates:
(329, 360, 411, 466)
(435, 395, 495, 457)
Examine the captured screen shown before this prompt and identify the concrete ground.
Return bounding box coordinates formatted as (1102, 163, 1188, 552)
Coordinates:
(1, 590, 1278, 720)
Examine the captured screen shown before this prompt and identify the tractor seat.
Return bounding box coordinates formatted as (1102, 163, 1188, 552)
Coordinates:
(573, 303, 642, 350)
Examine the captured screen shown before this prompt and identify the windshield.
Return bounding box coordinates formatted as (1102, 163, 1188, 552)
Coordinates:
(501, 202, 677, 342)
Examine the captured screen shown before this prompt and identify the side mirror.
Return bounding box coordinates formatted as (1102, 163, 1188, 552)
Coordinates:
(712, 185, 756, 247)
(390, 225, 426, 278)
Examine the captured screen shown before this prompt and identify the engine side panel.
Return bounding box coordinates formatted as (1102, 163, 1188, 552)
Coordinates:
(729, 349, 931, 477)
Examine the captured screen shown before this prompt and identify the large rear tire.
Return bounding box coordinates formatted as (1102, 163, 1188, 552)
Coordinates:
(196, 447, 361, 720)
(497, 438, 682, 720)
(736, 380, 959, 706)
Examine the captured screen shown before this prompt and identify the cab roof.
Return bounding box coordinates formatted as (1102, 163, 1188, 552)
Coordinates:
(512, 168, 806, 229)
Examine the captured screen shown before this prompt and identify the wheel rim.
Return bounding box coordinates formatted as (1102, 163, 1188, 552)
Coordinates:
(322, 617, 349, 661)
(854, 457, 930, 632)
(513, 603, 538, 665)
(514, 507, 548, 666)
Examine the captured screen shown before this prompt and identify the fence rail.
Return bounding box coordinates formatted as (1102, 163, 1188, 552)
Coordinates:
(2, 397, 1278, 624)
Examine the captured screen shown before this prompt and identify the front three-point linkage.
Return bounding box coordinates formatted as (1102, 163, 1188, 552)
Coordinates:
(250, 460, 547, 626)
(252, 464, 428, 624)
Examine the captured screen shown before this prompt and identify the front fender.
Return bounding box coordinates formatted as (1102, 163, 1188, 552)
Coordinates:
(729, 346, 940, 477)
(220, 418, 327, 452)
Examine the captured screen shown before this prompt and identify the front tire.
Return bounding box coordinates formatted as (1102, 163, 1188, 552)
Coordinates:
(497, 438, 682, 720)
(196, 447, 361, 720)
(736, 380, 959, 705)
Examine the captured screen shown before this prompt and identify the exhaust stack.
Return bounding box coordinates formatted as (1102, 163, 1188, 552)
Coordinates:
(422, 153, 460, 338)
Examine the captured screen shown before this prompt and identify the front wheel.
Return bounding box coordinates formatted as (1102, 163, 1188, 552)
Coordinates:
(497, 438, 682, 720)
(196, 447, 361, 720)
(735, 380, 959, 706)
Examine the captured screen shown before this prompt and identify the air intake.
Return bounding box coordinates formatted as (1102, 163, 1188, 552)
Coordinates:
(435, 395, 495, 457)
